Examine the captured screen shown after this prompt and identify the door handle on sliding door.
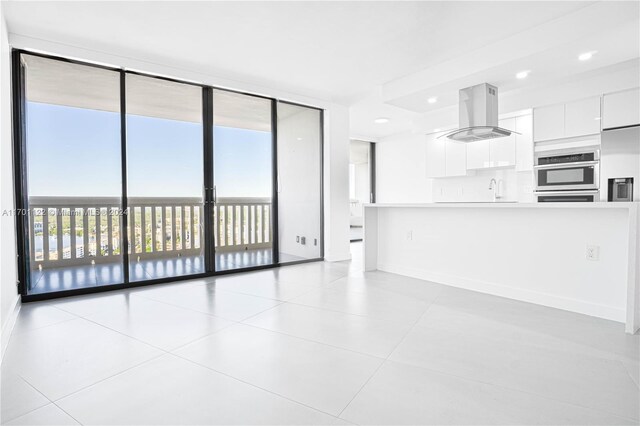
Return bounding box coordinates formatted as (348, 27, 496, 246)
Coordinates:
(204, 187, 216, 204)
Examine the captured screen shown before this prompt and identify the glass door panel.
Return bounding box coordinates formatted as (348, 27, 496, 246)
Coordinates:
(126, 74, 204, 281)
(22, 54, 123, 294)
(212, 90, 274, 271)
(276, 102, 322, 262)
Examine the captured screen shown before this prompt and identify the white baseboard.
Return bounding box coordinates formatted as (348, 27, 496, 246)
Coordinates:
(1, 295, 21, 362)
(378, 263, 626, 323)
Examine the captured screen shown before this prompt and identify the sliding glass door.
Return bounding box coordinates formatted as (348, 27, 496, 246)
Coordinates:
(125, 74, 205, 281)
(212, 90, 275, 271)
(15, 51, 323, 299)
(21, 54, 123, 294)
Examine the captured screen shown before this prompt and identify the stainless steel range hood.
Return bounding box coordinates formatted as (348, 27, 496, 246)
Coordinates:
(440, 83, 516, 142)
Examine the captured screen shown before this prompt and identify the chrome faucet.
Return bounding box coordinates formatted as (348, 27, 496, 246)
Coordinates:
(489, 178, 499, 202)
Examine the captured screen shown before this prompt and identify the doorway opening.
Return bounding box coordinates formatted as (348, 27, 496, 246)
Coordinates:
(349, 140, 375, 242)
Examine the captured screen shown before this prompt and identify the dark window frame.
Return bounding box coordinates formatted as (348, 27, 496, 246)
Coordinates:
(12, 48, 325, 302)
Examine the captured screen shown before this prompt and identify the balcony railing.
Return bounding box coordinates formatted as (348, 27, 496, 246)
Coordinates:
(28, 196, 272, 268)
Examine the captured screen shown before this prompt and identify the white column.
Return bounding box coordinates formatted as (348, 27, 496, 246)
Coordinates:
(323, 103, 351, 262)
(1, 5, 20, 356)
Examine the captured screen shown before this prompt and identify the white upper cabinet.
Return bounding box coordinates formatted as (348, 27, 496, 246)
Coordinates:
(425, 133, 447, 178)
(466, 118, 516, 170)
(445, 139, 468, 177)
(533, 104, 565, 142)
(565, 97, 601, 138)
(426, 132, 471, 178)
(491, 118, 516, 167)
(515, 114, 533, 172)
(466, 140, 491, 169)
(602, 88, 640, 130)
(533, 96, 601, 142)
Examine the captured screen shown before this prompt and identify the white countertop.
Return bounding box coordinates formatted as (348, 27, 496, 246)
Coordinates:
(364, 202, 639, 210)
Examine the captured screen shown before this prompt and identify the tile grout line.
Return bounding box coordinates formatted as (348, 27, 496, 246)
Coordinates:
(7, 264, 384, 423)
(248, 296, 430, 328)
(283, 296, 434, 325)
(344, 287, 640, 423)
(52, 305, 233, 356)
(51, 401, 84, 425)
(22, 309, 175, 403)
(10, 374, 84, 426)
(0, 376, 51, 424)
(229, 321, 386, 362)
(616, 357, 640, 392)
(50, 352, 169, 406)
(169, 352, 348, 422)
(336, 289, 446, 419)
(384, 355, 640, 424)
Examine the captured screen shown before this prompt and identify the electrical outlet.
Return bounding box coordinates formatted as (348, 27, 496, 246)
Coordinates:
(314, 238, 317, 246)
(296, 236, 300, 243)
(586, 245, 600, 261)
(301, 236, 306, 245)
(406, 230, 413, 241)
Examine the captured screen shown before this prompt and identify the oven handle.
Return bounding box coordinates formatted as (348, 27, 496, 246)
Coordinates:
(534, 190, 599, 195)
(533, 161, 599, 170)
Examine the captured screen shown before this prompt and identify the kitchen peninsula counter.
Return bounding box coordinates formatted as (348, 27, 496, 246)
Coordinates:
(363, 202, 639, 333)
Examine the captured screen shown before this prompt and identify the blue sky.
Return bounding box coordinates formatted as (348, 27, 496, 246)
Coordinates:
(26, 102, 272, 198)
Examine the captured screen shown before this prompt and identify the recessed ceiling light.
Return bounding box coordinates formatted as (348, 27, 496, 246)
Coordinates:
(374, 117, 390, 124)
(516, 70, 530, 79)
(578, 51, 597, 61)
(427, 97, 438, 104)
(296, 137, 303, 141)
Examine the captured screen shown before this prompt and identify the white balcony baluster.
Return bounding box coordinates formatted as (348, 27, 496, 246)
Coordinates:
(28, 196, 272, 267)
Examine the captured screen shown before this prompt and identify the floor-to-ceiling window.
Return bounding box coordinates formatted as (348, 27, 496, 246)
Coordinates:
(276, 102, 323, 262)
(14, 51, 324, 299)
(212, 90, 275, 271)
(21, 54, 123, 294)
(125, 74, 205, 281)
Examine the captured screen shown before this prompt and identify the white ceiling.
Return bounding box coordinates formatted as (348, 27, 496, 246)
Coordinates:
(23, 54, 272, 130)
(4, 1, 639, 140)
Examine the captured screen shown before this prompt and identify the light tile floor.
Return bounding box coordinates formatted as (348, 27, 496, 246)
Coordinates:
(1, 242, 638, 425)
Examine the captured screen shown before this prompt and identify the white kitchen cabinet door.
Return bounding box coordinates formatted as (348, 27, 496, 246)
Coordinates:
(466, 139, 491, 169)
(533, 104, 564, 142)
(491, 118, 516, 167)
(445, 140, 467, 176)
(565, 96, 601, 138)
(425, 134, 446, 178)
(515, 114, 533, 171)
(603, 88, 640, 130)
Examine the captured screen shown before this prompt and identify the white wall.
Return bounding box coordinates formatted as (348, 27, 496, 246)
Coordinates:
(277, 107, 322, 259)
(376, 132, 433, 204)
(354, 162, 369, 204)
(1, 5, 19, 353)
